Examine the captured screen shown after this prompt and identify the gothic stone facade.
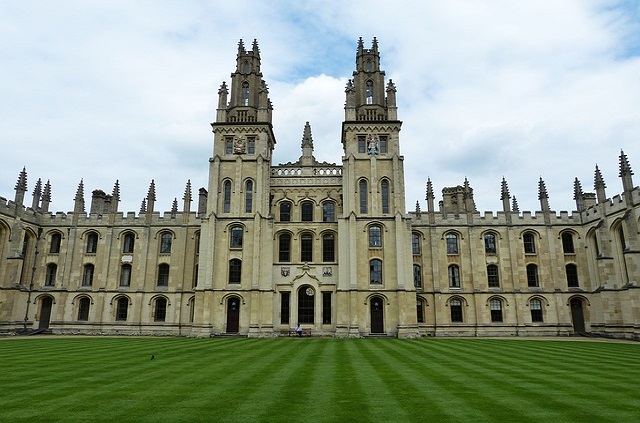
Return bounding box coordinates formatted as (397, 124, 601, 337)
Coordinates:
(1, 38, 639, 339)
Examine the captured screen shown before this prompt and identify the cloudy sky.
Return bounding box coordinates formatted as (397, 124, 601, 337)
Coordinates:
(1, 0, 639, 215)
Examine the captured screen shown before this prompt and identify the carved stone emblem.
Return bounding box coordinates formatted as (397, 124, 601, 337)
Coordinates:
(281, 267, 290, 277)
(367, 134, 379, 155)
(233, 135, 246, 154)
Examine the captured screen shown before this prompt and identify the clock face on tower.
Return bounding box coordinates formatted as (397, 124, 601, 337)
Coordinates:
(305, 287, 315, 296)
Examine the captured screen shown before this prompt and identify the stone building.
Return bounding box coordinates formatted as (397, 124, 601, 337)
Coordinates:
(1, 38, 639, 339)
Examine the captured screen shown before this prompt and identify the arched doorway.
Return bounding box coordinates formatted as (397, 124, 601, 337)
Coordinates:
(370, 297, 384, 334)
(226, 297, 240, 333)
(570, 298, 586, 333)
(39, 297, 53, 330)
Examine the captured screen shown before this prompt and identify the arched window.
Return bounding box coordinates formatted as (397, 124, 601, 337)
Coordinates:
(484, 233, 496, 254)
(370, 259, 383, 284)
(245, 180, 253, 213)
(241, 81, 249, 106)
(45, 263, 57, 286)
(279, 201, 291, 222)
(490, 298, 503, 322)
(562, 232, 575, 254)
(279, 233, 291, 262)
(230, 226, 243, 249)
(188, 297, 195, 323)
(448, 265, 460, 288)
(77, 297, 90, 321)
(223, 180, 232, 213)
(523, 232, 536, 254)
(301, 201, 314, 222)
(229, 259, 242, 284)
(123, 232, 135, 254)
(82, 264, 94, 287)
(160, 232, 172, 254)
(416, 298, 425, 323)
(412, 233, 421, 255)
(322, 233, 335, 262)
(157, 264, 170, 287)
(381, 179, 390, 214)
(369, 225, 382, 247)
(120, 264, 132, 287)
(566, 264, 579, 287)
(49, 233, 61, 254)
(413, 264, 422, 288)
(446, 233, 459, 255)
(297, 286, 314, 324)
(115, 297, 128, 321)
(322, 201, 335, 222)
(487, 264, 499, 288)
(450, 298, 463, 322)
(154, 297, 167, 322)
(530, 298, 543, 322)
(359, 180, 368, 214)
(365, 80, 373, 104)
(86, 233, 98, 253)
(526, 264, 539, 287)
(300, 233, 313, 262)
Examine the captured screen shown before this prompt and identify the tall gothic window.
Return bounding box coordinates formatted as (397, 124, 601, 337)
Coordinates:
(490, 299, 503, 322)
(448, 265, 460, 288)
(154, 298, 167, 322)
(523, 232, 536, 254)
(300, 233, 313, 262)
(123, 232, 135, 254)
(566, 264, 579, 287)
(223, 180, 232, 213)
(45, 264, 57, 286)
(49, 233, 61, 254)
(562, 232, 575, 254)
(279, 233, 291, 262)
(526, 264, 539, 287)
(82, 264, 94, 287)
(484, 233, 496, 254)
(301, 201, 313, 222)
(413, 264, 422, 288)
(322, 233, 335, 262)
(280, 201, 291, 222)
(446, 233, 459, 255)
(245, 180, 253, 213)
(322, 201, 335, 222)
(116, 297, 128, 321)
(230, 226, 243, 249)
(160, 232, 172, 254)
(359, 180, 368, 214)
(241, 81, 249, 106)
(77, 297, 90, 321)
(120, 264, 132, 287)
(381, 179, 390, 214)
(530, 299, 543, 322)
(229, 259, 242, 284)
(366, 80, 373, 104)
(86, 233, 98, 254)
(450, 299, 463, 322)
(370, 259, 382, 284)
(412, 233, 421, 255)
(487, 265, 500, 288)
(157, 264, 170, 287)
(369, 225, 382, 248)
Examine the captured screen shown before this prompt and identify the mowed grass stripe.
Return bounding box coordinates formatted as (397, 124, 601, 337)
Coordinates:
(1, 338, 639, 423)
(397, 339, 639, 421)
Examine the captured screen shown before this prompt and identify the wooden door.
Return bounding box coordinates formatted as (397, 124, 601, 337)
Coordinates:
(370, 297, 384, 334)
(226, 297, 240, 333)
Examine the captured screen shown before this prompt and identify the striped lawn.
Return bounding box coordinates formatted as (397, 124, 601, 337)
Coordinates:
(0, 337, 638, 422)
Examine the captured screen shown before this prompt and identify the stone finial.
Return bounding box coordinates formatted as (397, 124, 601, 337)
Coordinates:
(74, 180, 85, 213)
(512, 196, 520, 213)
(500, 177, 510, 200)
(573, 177, 583, 200)
(252, 38, 260, 56)
(594, 165, 607, 203)
(538, 177, 548, 200)
(14, 167, 28, 205)
(619, 150, 634, 192)
(171, 198, 178, 218)
(140, 198, 147, 214)
(237, 39, 246, 54)
(32, 178, 42, 210)
(41, 180, 52, 213)
(426, 178, 434, 201)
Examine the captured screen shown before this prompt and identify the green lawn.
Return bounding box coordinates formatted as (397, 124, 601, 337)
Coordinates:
(0, 337, 638, 422)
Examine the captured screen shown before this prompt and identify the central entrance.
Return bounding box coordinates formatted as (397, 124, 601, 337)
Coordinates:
(370, 297, 384, 334)
(570, 298, 586, 333)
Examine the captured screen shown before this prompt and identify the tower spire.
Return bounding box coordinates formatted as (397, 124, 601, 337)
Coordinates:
(594, 164, 607, 203)
(619, 150, 634, 192)
(41, 180, 51, 213)
(31, 178, 42, 210)
(14, 167, 28, 206)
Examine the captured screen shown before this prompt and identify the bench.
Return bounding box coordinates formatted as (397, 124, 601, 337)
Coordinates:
(287, 328, 311, 337)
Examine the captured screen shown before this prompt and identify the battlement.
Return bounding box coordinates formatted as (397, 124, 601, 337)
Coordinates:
(409, 209, 580, 227)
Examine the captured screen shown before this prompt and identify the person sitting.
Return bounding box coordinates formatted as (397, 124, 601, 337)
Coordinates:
(295, 323, 302, 337)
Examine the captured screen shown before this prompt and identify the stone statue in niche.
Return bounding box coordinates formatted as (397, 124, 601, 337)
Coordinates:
(367, 134, 379, 155)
